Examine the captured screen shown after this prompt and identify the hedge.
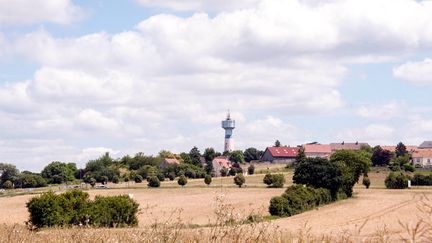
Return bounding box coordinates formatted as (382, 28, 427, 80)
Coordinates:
(269, 185, 333, 217)
(411, 173, 432, 186)
(26, 190, 139, 229)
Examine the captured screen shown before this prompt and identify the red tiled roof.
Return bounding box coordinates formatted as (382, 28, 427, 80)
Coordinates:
(381, 145, 418, 152)
(412, 149, 432, 158)
(212, 156, 231, 169)
(304, 144, 331, 153)
(267, 146, 299, 157)
(164, 158, 180, 165)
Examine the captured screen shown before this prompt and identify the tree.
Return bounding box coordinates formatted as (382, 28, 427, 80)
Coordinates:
(220, 168, 228, 177)
(247, 164, 255, 175)
(158, 150, 175, 159)
(229, 150, 245, 164)
(293, 157, 344, 198)
(17, 173, 47, 188)
(234, 174, 245, 188)
(41, 162, 76, 184)
(178, 175, 188, 187)
(204, 174, 212, 186)
(395, 142, 408, 157)
(243, 148, 262, 162)
(330, 150, 371, 197)
(389, 155, 411, 171)
(295, 147, 306, 165)
(275, 140, 281, 147)
(0, 163, 19, 186)
(371, 146, 394, 166)
(188, 147, 202, 167)
(203, 148, 216, 175)
(385, 172, 409, 189)
(147, 176, 160, 187)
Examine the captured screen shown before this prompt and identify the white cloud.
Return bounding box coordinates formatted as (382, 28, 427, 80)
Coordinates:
(357, 101, 404, 119)
(337, 124, 395, 145)
(3, 0, 432, 169)
(393, 58, 432, 84)
(0, 0, 82, 26)
(135, 0, 260, 12)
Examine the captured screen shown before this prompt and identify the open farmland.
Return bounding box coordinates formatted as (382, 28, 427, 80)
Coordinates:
(0, 169, 431, 240)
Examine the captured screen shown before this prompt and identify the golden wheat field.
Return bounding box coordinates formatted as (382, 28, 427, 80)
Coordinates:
(0, 170, 431, 242)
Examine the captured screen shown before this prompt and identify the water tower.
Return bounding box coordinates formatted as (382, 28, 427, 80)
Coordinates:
(221, 111, 235, 152)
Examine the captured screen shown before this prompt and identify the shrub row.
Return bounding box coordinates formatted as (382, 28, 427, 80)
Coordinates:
(411, 173, 432, 186)
(269, 185, 333, 217)
(26, 190, 139, 229)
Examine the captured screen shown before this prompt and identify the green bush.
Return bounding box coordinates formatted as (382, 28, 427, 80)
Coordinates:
(234, 173, 245, 188)
(269, 185, 333, 216)
(403, 163, 415, 172)
(147, 176, 160, 188)
(247, 164, 255, 175)
(167, 172, 175, 181)
(90, 195, 139, 227)
(204, 174, 212, 186)
(362, 176, 370, 189)
(2, 180, 13, 189)
(26, 190, 139, 229)
(178, 175, 187, 187)
(411, 173, 432, 186)
(385, 172, 409, 189)
(134, 175, 143, 183)
(220, 168, 228, 177)
(157, 173, 165, 182)
(263, 173, 285, 188)
(112, 175, 119, 184)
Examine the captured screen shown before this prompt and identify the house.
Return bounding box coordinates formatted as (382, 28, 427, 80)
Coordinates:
(330, 142, 368, 152)
(412, 150, 432, 167)
(160, 158, 180, 168)
(260, 146, 299, 164)
(419, 141, 432, 149)
(212, 156, 231, 177)
(303, 144, 331, 158)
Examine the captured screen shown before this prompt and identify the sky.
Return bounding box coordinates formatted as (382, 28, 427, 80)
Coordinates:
(1, 0, 432, 171)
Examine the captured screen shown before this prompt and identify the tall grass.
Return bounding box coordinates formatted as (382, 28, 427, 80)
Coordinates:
(1, 193, 431, 243)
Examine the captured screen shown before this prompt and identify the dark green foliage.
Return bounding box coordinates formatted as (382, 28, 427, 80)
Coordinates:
(203, 148, 217, 163)
(16, 173, 47, 188)
(89, 195, 139, 227)
(395, 142, 408, 157)
(385, 172, 409, 189)
(167, 172, 175, 181)
(389, 155, 411, 171)
(229, 150, 245, 164)
(147, 176, 160, 187)
(403, 163, 415, 172)
(204, 174, 212, 186)
(247, 164, 255, 175)
(134, 175, 143, 183)
(293, 157, 344, 198)
(26, 190, 139, 229)
(2, 180, 13, 189)
(188, 147, 202, 167)
(157, 173, 165, 182)
(122, 152, 161, 170)
(411, 173, 432, 185)
(362, 176, 370, 189)
(0, 163, 19, 186)
(269, 185, 333, 216)
(371, 146, 394, 166)
(243, 147, 262, 163)
(162, 163, 205, 179)
(137, 165, 157, 180)
(234, 173, 245, 188)
(263, 173, 285, 188)
(220, 168, 228, 177)
(275, 140, 281, 147)
(112, 175, 119, 184)
(294, 147, 306, 165)
(89, 178, 96, 187)
(41, 162, 77, 184)
(178, 175, 187, 187)
(229, 163, 243, 176)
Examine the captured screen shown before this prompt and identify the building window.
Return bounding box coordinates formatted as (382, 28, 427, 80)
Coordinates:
(417, 158, 420, 163)
(428, 159, 431, 163)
